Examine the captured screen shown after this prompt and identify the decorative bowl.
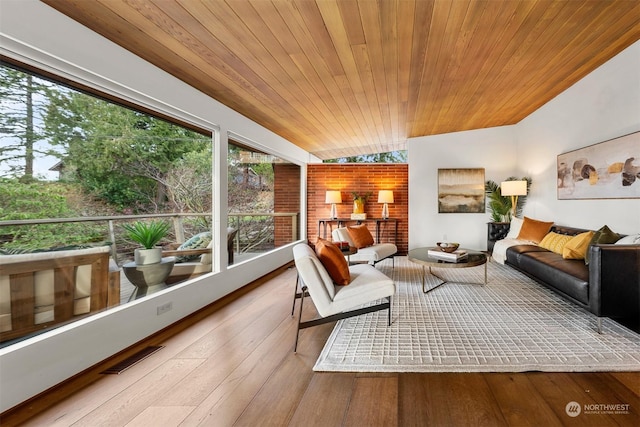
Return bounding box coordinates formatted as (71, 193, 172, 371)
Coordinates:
(436, 242, 460, 253)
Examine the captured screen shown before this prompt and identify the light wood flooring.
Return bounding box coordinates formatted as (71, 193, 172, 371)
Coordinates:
(2, 263, 638, 426)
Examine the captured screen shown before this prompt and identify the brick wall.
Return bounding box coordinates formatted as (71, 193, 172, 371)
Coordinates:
(273, 163, 301, 247)
(307, 164, 408, 254)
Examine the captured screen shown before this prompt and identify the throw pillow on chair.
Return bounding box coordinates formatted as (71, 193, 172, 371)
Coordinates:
(315, 237, 351, 285)
(347, 224, 374, 248)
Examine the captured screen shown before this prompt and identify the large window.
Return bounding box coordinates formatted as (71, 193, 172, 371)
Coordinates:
(227, 140, 300, 263)
(0, 63, 213, 345)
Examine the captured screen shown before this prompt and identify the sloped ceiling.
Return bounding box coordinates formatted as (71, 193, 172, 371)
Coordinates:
(43, 0, 640, 159)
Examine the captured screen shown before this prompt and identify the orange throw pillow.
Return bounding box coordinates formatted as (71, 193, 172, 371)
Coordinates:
(517, 216, 554, 244)
(346, 225, 374, 248)
(315, 237, 350, 285)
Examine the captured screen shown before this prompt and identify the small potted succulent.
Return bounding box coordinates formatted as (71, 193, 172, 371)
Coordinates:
(122, 220, 171, 265)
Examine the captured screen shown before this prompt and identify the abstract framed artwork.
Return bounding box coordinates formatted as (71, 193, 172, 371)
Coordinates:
(438, 168, 485, 213)
(557, 131, 640, 200)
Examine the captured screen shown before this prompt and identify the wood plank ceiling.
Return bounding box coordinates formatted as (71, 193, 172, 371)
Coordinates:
(42, 0, 640, 159)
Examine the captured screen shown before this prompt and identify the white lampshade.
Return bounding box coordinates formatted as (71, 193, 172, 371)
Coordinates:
(500, 181, 527, 196)
(325, 190, 342, 204)
(325, 190, 341, 219)
(377, 190, 394, 204)
(378, 190, 394, 219)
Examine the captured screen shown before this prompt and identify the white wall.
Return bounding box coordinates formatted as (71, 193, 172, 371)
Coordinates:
(0, 1, 313, 412)
(516, 40, 640, 234)
(408, 126, 518, 249)
(408, 40, 640, 251)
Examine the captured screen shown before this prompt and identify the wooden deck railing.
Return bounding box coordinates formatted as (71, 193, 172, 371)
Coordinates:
(0, 212, 299, 266)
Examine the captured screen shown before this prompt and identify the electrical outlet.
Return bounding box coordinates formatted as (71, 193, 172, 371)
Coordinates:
(157, 302, 172, 316)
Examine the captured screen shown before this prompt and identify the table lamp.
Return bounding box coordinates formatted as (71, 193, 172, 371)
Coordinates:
(377, 190, 394, 219)
(500, 180, 527, 218)
(325, 190, 342, 219)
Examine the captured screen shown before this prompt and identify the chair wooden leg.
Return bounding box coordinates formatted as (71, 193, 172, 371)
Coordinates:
(388, 296, 392, 326)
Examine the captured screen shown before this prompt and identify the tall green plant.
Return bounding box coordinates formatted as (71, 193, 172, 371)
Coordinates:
(0, 180, 105, 251)
(485, 177, 532, 222)
(0, 65, 59, 182)
(122, 220, 170, 249)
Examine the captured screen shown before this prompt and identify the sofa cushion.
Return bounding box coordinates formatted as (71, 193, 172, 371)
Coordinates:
(516, 216, 553, 244)
(315, 237, 351, 285)
(518, 251, 589, 305)
(505, 244, 548, 267)
(176, 232, 212, 262)
(169, 262, 212, 278)
(562, 231, 595, 260)
(330, 263, 395, 315)
(585, 225, 621, 265)
(615, 234, 640, 245)
(539, 232, 573, 255)
(199, 240, 214, 265)
(349, 243, 397, 264)
(347, 225, 374, 248)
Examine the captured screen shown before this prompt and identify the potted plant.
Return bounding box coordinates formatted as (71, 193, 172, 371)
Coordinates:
(485, 177, 532, 222)
(351, 191, 373, 214)
(122, 220, 171, 265)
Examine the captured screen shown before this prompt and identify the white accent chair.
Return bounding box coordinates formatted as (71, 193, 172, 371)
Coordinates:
(332, 227, 397, 267)
(292, 243, 395, 352)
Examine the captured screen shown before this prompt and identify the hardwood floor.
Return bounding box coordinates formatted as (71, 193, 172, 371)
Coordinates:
(2, 263, 638, 426)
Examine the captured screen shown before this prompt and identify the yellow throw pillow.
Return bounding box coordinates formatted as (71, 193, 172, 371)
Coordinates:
(516, 216, 554, 244)
(539, 232, 573, 255)
(562, 231, 595, 260)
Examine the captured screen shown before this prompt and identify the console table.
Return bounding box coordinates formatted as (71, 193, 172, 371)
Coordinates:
(317, 218, 398, 244)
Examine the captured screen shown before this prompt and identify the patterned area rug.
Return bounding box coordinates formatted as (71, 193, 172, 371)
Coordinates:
(313, 257, 640, 372)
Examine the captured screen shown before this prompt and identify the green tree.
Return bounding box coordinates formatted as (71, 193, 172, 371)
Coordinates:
(164, 149, 212, 215)
(0, 179, 105, 252)
(324, 150, 407, 163)
(44, 89, 211, 210)
(0, 65, 59, 182)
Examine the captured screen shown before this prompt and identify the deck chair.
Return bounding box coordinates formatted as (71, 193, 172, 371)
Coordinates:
(162, 227, 238, 283)
(292, 243, 395, 352)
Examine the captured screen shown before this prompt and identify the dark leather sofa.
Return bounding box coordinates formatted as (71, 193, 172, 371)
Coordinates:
(489, 224, 640, 333)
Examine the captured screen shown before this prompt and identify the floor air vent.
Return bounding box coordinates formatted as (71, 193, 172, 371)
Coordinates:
(100, 345, 164, 375)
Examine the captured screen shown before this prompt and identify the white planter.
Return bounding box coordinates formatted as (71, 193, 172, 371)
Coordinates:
(134, 248, 162, 265)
